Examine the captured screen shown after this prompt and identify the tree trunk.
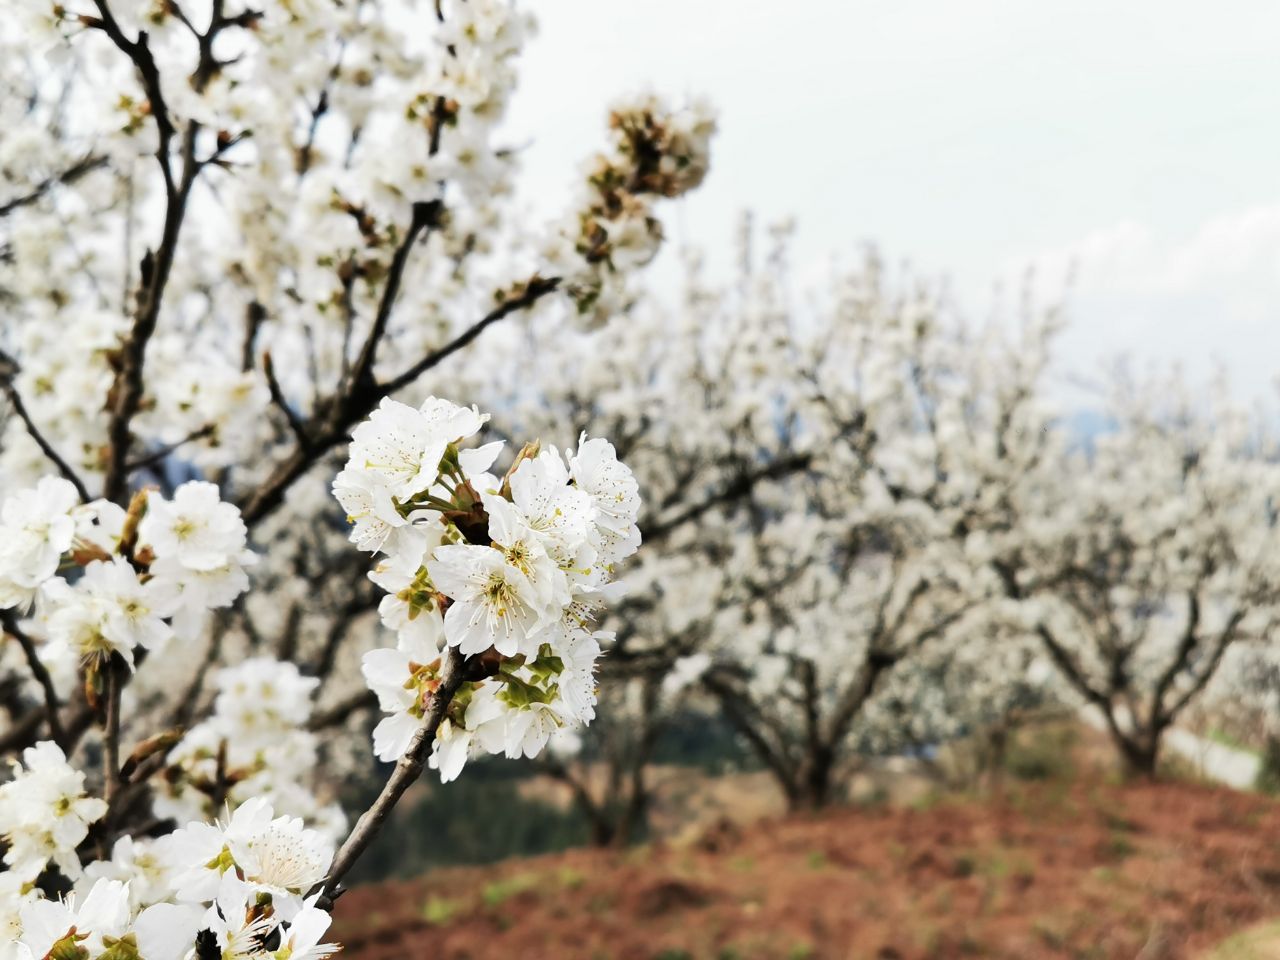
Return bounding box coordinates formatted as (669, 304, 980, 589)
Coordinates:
(1113, 728, 1160, 780)
(786, 751, 836, 812)
(984, 723, 1008, 797)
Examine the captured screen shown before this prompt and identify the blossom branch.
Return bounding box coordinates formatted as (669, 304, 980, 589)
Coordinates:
(378, 275, 562, 397)
(102, 659, 125, 808)
(314, 645, 466, 903)
(639, 452, 812, 542)
(307, 689, 377, 732)
(262, 350, 310, 449)
(238, 274, 561, 527)
(0, 154, 107, 219)
(342, 199, 443, 399)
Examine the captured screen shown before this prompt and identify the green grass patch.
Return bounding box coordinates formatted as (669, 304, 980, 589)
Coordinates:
(482, 872, 541, 907)
(421, 894, 463, 926)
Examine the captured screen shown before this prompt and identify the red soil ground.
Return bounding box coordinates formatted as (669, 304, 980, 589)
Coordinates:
(332, 774, 1280, 960)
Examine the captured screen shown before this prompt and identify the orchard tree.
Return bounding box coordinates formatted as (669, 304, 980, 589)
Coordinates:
(987, 372, 1280, 778)
(496, 223, 1061, 811)
(852, 620, 1065, 791)
(0, 0, 712, 952)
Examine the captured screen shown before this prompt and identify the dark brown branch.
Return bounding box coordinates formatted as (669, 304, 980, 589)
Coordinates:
(89, 1, 203, 504)
(263, 351, 310, 450)
(1149, 590, 1201, 724)
(238, 275, 561, 528)
(102, 659, 124, 807)
(342, 199, 442, 399)
(0, 707, 45, 755)
(378, 276, 562, 399)
(100, 119, 199, 504)
(0, 155, 108, 218)
(241, 300, 267, 372)
(125, 424, 215, 473)
(639, 452, 813, 542)
(307, 689, 377, 732)
(315, 646, 466, 903)
(701, 667, 797, 788)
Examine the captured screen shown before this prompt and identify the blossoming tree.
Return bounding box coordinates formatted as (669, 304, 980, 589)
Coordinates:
(987, 371, 1280, 777)
(0, 0, 712, 953)
(489, 224, 1062, 812)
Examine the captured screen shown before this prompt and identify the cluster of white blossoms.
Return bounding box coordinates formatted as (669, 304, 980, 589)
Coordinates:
(0, 477, 345, 952)
(0, 479, 255, 680)
(2, 781, 340, 960)
(335, 396, 640, 781)
(0, 742, 107, 885)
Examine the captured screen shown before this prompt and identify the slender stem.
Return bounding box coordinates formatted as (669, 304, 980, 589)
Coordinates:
(103, 660, 124, 806)
(307, 689, 378, 732)
(124, 423, 215, 473)
(0, 351, 91, 502)
(263, 350, 310, 450)
(0, 155, 108, 219)
(379, 277, 561, 398)
(238, 276, 561, 528)
(343, 200, 442, 398)
(315, 646, 466, 902)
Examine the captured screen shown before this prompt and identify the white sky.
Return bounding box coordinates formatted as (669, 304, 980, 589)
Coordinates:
(505, 0, 1280, 398)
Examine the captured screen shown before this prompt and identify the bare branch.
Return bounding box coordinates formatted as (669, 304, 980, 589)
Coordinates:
(639, 452, 813, 542)
(125, 424, 215, 474)
(263, 351, 310, 450)
(307, 689, 377, 732)
(378, 276, 561, 398)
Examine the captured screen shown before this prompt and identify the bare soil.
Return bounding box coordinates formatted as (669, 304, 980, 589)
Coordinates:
(333, 772, 1280, 959)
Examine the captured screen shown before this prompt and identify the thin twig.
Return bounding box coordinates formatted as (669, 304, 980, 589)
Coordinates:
(124, 423, 215, 473)
(103, 660, 124, 806)
(0, 155, 108, 218)
(343, 199, 442, 398)
(237, 275, 561, 528)
(263, 351, 310, 450)
(379, 277, 561, 397)
(307, 689, 378, 732)
(639, 452, 812, 543)
(314, 646, 466, 903)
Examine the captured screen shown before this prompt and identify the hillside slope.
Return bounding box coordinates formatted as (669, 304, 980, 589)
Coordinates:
(333, 776, 1280, 959)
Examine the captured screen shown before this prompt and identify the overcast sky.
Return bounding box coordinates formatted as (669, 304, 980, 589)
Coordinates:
(504, 0, 1280, 398)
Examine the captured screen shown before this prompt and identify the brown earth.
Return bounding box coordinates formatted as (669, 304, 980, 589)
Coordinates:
(332, 773, 1280, 960)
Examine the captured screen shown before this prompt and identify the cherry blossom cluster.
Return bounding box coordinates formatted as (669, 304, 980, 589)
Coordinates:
(1, 752, 340, 960)
(334, 396, 640, 782)
(0, 479, 254, 678)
